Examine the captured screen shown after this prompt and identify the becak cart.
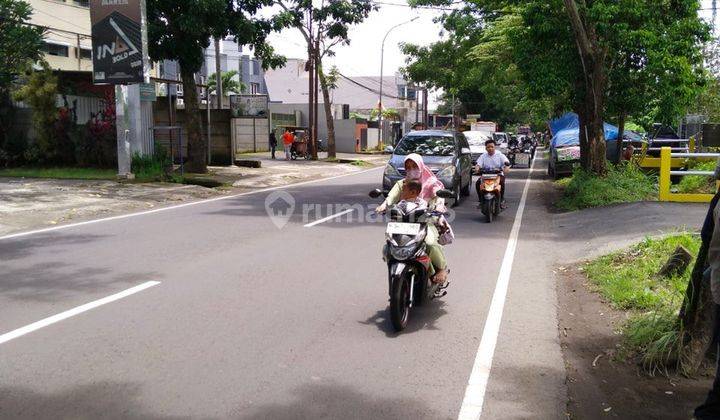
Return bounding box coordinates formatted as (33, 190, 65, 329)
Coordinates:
(277, 125, 311, 160)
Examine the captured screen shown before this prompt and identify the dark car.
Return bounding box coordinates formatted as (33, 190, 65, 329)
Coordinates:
(382, 130, 473, 205)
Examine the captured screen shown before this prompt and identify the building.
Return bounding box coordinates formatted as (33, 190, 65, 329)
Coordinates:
(27, 0, 93, 73)
(263, 58, 420, 122)
(203, 38, 268, 96)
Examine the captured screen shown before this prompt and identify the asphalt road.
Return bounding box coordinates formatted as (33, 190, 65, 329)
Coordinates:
(0, 156, 567, 419)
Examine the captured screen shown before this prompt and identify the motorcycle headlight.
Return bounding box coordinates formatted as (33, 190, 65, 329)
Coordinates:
(384, 164, 400, 177)
(390, 244, 419, 260)
(437, 165, 456, 178)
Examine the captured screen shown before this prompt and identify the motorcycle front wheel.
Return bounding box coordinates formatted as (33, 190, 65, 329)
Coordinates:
(389, 274, 411, 331)
(483, 200, 493, 223)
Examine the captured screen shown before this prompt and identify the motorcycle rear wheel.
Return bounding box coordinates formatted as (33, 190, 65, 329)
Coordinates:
(390, 275, 411, 331)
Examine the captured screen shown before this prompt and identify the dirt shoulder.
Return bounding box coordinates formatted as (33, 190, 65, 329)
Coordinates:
(558, 265, 713, 419)
(0, 154, 383, 237)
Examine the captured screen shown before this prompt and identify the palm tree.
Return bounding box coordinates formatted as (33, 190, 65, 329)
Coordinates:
(207, 70, 245, 96)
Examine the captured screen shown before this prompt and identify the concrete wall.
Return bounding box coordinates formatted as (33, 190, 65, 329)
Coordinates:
(153, 101, 233, 165)
(231, 118, 270, 155)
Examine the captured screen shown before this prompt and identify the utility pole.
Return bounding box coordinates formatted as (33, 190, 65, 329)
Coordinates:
(422, 88, 428, 128)
(378, 17, 418, 146)
(414, 85, 419, 127)
(307, 8, 314, 159)
(313, 37, 320, 159)
(214, 37, 222, 109)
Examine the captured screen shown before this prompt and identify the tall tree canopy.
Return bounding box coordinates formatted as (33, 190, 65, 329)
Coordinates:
(0, 0, 45, 162)
(147, 0, 284, 172)
(404, 0, 710, 174)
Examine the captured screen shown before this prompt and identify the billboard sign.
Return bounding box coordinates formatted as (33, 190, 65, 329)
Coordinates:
(230, 95, 269, 118)
(90, 0, 149, 85)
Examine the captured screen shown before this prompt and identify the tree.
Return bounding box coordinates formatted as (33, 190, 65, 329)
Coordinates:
(409, 0, 708, 175)
(0, 0, 44, 162)
(147, 0, 284, 172)
(208, 70, 245, 96)
(276, 0, 375, 159)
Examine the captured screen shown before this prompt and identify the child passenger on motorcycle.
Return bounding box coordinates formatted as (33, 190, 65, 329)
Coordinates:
(375, 154, 449, 284)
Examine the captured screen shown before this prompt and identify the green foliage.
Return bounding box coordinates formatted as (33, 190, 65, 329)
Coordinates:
(0, 0, 45, 88)
(208, 70, 245, 96)
(0, 167, 116, 180)
(131, 142, 171, 181)
(369, 108, 400, 121)
(12, 65, 59, 163)
(556, 163, 656, 210)
(677, 161, 718, 194)
(585, 234, 701, 374)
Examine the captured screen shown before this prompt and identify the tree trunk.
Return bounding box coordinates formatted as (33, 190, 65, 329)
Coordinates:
(180, 68, 207, 173)
(678, 240, 714, 373)
(584, 62, 607, 175)
(318, 67, 336, 159)
(563, 0, 607, 175)
(615, 112, 626, 164)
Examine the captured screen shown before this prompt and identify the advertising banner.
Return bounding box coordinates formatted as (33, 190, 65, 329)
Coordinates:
(90, 0, 149, 84)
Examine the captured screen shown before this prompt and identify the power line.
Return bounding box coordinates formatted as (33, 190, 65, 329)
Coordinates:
(337, 71, 403, 99)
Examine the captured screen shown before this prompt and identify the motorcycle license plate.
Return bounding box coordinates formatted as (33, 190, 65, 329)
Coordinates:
(386, 222, 421, 235)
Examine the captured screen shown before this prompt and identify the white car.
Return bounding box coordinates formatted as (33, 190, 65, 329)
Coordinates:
(463, 131, 493, 165)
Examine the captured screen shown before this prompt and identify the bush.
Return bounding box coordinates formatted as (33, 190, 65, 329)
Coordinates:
(676, 161, 717, 194)
(131, 142, 171, 181)
(585, 234, 701, 374)
(12, 65, 60, 164)
(556, 163, 656, 210)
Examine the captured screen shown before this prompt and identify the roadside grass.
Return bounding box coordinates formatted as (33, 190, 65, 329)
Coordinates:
(584, 233, 701, 374)
(556, 163, 656, 211)
(0, 167, 116, 180)
(677, 161, 717, 194)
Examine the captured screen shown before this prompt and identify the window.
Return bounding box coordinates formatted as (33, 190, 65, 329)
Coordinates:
(394, 135, 456, 156)
(248, 60, 256, 76)
(42, 42, 69, 57)
(73, 0, 89, 6)
(250, 83, 260, 94)
(77, 47, 92, 60)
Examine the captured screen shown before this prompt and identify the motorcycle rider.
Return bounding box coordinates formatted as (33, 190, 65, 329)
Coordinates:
(376, 154, 449, 284)
(475, 139, 511, 207)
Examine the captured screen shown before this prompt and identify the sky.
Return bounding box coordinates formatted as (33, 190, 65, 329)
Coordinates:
(260, 1, 718, 110)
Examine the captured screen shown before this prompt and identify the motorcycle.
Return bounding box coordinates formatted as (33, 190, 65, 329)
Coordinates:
(478, 170, 504, 223)
(370, 188, 454, 332)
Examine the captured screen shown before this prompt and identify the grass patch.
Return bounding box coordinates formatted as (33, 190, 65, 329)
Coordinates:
(584, 234, 701, 374)
(0, 167, 116, 180)
(556, 163, 656, 211)
(350, 159, 370, 167)
(677, 161, 717, 194)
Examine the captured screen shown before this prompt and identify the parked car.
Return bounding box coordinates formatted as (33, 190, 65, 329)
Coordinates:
(493, 132, 510, 153)
(462, 131, 493, 165)
(383, 130, 473, 205)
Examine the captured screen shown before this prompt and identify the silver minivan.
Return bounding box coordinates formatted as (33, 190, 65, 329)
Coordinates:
(382, 130, 473, 205)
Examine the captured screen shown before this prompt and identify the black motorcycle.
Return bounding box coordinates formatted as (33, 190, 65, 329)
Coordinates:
(370, 188, 454, 332)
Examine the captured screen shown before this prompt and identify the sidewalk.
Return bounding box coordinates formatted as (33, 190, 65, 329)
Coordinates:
(0, 153, 385, 237)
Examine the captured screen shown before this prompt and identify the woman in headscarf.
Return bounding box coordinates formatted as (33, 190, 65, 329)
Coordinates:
(375, 153, 449, 284)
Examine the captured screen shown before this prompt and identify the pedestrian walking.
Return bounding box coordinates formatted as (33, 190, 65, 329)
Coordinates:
(269, 131, 277, 159)
(282, 129, 294, 161)
(694, 159, 720, 420)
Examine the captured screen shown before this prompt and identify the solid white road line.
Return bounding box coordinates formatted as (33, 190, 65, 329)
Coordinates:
(457, 157, 537, 420)
(0, 281, 161, 345)
(0, 166, 383, 242)
(303, 208, 356, 227)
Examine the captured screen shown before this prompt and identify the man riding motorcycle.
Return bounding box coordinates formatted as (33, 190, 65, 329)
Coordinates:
(475, 139, 511, 207)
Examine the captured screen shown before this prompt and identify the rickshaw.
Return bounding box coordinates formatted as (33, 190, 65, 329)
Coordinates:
(276, 125, 312, 160)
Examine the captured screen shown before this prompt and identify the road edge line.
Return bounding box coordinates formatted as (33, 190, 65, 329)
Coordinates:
(457, 156, 537, 420)
(0, 166, 382, 241)
(0, 281, 161, 345)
